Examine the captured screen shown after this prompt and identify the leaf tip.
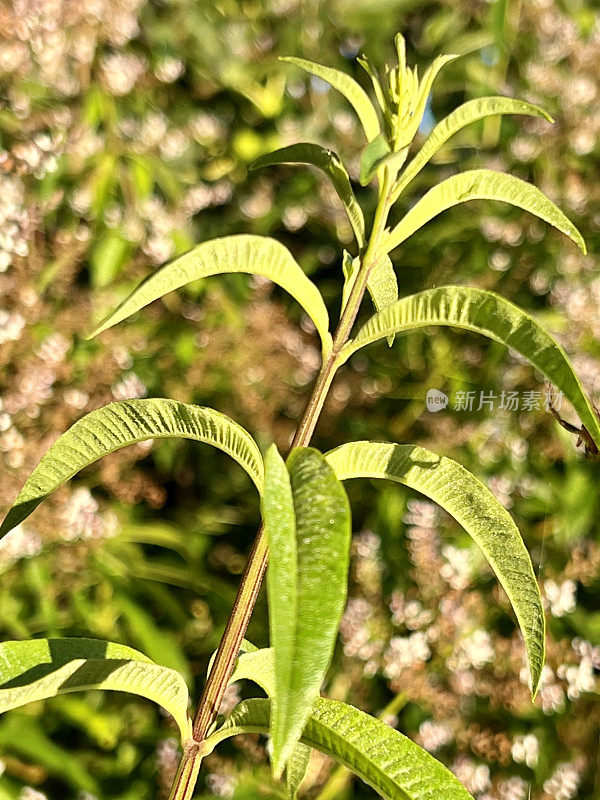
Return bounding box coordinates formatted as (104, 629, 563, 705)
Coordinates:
(85, 326, 101, 340)
(529, 666, 543, 702)
(0, 502, 29, 540)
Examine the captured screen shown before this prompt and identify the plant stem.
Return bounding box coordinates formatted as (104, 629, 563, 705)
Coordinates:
(169, 172, 394, 800)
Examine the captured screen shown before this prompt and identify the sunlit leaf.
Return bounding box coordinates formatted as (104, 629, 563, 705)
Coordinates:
(338, 285, 600, 452)
(0, 638, 191, 739)
(394, 97, 553, 198)
(386, 169, 586, 253)
(251, 143, 365, 247)
(366, 255, 398, 346)
(326, 441, 545, 694)
(227, 646, 309, 798)
(89, 234, 332, 356)
(0, 399, 264, 537)
(280, 57, 380, 142)
(206, 697, 473, 800)
(341, 252, 398, 345)
(262, 446, 351, 777)
(227, 643, 276, 698)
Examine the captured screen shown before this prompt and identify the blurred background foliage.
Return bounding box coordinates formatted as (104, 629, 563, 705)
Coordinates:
(0, 0, 599, 798)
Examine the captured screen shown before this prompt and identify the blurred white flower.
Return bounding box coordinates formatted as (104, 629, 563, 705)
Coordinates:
(111, 371, 146, 400)
(383, 631, 431, 678)
(544, 578, 576, 617)
(511, 733, 539, 768)
(100, 53, 146, 96)
(452, 758, 490, 796)
(543, 760, 583, 800)
(448, 629, 494, 671)
(440, 545, 473, 590)
(155, 56, 184, 83)
(0, 310, 25, 344)
(418, 719, 453, 752)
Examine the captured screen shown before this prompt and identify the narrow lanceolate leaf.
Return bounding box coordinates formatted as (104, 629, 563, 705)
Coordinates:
(206, 697, 473, 800)
(0, 638, 190, 739)
(394, 97, 552, 198)
(386, 169, 586, 254)
(251, 144, 365, 247)
(280, 57, 380, 143)
(0, 399, 264, 537)
(227, 646, 310, 798)
(89, 234, 332, 356)
(367, 255, 398, 346)
(286, 742, 311, 798)
(262, 446, 351, 778)
(338, 285, 600, 453)
(326, 442, 545, 694)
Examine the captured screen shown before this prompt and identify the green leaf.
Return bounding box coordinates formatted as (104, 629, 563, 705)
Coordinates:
(287, 742, 311, 799)
(341, 250, 359, 312)
(325, 441, 545, 695)
(359, 133, 390, 186)
(369, 147, 410, 181)
(386, 169, 586, 254)
(262, 446, 351, 777)
(89, 234, 332, 356)
(205, 697, 473, 800)
(251, 143, 365, 248)
(0, 638, 191, 739)
(342, 251, 397, 339)
(280, 57, 380, 143)
(367, 255, 398, 346)
(338, 285, 600, 452)
(228, 645, 276, 698)
(394, 97, 553, 198)
(227, 646, 310, 798)
(0, 399, 264, 537)
(407, 54, 458, 140)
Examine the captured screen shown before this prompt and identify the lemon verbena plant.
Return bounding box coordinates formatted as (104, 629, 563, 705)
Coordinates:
(0, 34, 596, 800)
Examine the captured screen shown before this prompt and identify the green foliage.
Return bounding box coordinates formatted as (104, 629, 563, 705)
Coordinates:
(262, 446, 351, 777)
(393, 96, 553, 197)
(89, 234, 333, 357)
(366, 255, 399, 346)
(205, 695, 474, 800)
(1, 18, 598, 800)
(0, 399, 264, 537)
(359, 134, 391, 186)
(280, 57, 380, 142)
(386, 169, 586, 253)
(0, 639, 190, 739)
(339, 286, 600, 450)
(325, 441, 545, 694)
(251, 144, 365, 247)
